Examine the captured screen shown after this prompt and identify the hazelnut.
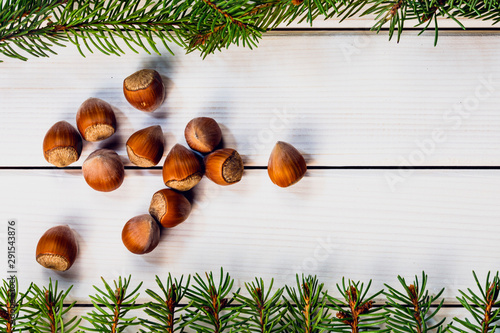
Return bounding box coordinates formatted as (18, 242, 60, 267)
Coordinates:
(184, 117, 222, 153)
(123, 69, 165, 112)
(162, 144, 203, 191)
(126, 125, 164, 167)
(268, 141, 307, 187)
(36, 225, 78, 272)
(76, 98, 117, 142)
(82, 149, 124, 192)
(43, 121, 82, 167)
(204, 148, 243, 186)
(122, 214, 160, 255)
(149, 189, 191, 228)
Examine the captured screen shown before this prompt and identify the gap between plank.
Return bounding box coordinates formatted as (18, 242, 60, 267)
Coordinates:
(2, 166, 500, 170)
(68, 302, 466, 308)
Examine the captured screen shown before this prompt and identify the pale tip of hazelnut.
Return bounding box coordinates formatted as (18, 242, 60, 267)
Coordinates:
(149, 192, 166, 223)
(222, 151, 243, 184)
(45, 147, 80, 168)
(149, 189, 192, 228)
(165, 173, 203, 192)
(124, 69, 157, 91)
(84, 124, 116, 142)
(126, 146, 156, 168)
(36, 253, 71, 272)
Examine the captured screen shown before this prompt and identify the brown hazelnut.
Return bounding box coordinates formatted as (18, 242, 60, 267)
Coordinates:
(149, 189, 191, 228)
(126, 125, 164, 167)
(122, 214, 160, 254)
(162, 144, 203, 191)
(82, 149, 124, 192)
(43, 121, 82, 167)
(76, 98, 117, 142)
(36, 225, 78, 272)
(268, 141, 307, 187)
(123, 69, 165, 112)
(204, 148, 243, 186)
(184, 117, 222, 153)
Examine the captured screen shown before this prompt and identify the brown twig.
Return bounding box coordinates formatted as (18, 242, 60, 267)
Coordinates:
(244, 1, 282, 17)
(381, 0, 403, 23)
(45, 290, 56, 333)
(111, 287, 124, 333)
(201, 280, 228, 333)
(0, 19, 186, 45)
(302, 283, 312, 333)
(166, 285, 177, 333)
(252, 288, 266, 333)
(336, 286, 374, 333)
(201, 0, 245, 27)
(190, 25, 225, 47)
(421, 0, 446, 22)
(390, 0, 403, 17)
(408, 284, 423, 333)
(189, 0, 283, 48)
(0, 307, 11, 333)
(481, 283, 499, 333)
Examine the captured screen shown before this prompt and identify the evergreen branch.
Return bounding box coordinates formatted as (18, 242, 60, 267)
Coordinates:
(385, 272, 447, 333)
(0, 278, 33, 333)
(140, 274, 191, 333)
(26, 279, 80, 333)
(80, 275, 143, 333)
(182, 268, 246, 332)
(2, 0, 500, 62)
(233, 277, 288, 332)
(326, 278, 387, 333)
(284, 274, 331, 333)
(451, 271, 500, 333)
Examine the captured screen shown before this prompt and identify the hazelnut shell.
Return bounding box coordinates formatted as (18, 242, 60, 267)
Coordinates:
(162, 144, 203, 191)
(184, 117, 222, 153)
(123, 69, 165, 112)
(122, 214, 160, 254)
(126, 125, 164, 167)
(43, 121, 82, 167)
(82, 149, 124, 192)
(36, 225, 78, 272)
(149, 189, 192, 228)
(204, 148, 244, 186)
(76, 98, 117, 142)
(268, 141, 307, 187)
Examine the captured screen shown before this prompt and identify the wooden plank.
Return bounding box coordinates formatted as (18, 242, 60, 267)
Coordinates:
(1, 169, 500, 302)
(2, 32, 500, 167)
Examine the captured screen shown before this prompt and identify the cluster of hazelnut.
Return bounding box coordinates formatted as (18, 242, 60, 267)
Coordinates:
(36, 69, 307, 272)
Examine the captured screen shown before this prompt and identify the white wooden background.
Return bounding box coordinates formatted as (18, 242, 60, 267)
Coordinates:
(1, 17, 500, 330)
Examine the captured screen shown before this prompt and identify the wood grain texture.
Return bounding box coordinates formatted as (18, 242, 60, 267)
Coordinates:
(2, 32, 500, 167)
(1, 169, 499, 303)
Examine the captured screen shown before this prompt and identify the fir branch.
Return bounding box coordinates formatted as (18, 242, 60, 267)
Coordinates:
(26, 279, 80, 333)
(183, 268, 246, 332)
(81, 275, 143, 333)
(140, 274, 191, 333)
(233, 277, 288, 332)
(451, 271, 500, 333)
(0, 278, 33, 333)
(284, 274, 331, 333)
(326, 278, 387, 333)
(2, 0, 500, 62)
(385, 272, 447, 333)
